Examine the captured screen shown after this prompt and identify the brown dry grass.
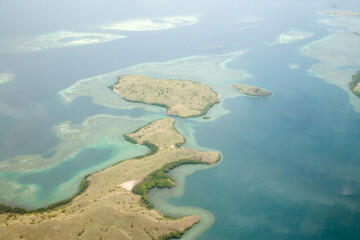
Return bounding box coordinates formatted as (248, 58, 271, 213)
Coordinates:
(112, 74, 219, 117)
(0, 118, 219, 240)
(233, 84, 272, 96)
(354, 82, 360, 92)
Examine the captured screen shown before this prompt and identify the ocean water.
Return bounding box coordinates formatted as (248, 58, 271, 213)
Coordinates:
(148, 27, 360, 239)
(164, 67, 360, 239)
(1, 0, 360, 239)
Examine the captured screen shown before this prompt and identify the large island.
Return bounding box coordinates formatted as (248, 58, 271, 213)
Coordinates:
(233, 83, 272, 96)
(349, 70, 360, 97)
(110, 74, 219, 118)
(0, 118, 220, 240)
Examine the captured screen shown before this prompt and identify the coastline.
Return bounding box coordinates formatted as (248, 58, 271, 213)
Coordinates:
(0, 118, 220, 240)
(148, 164, 220, 239)
(110, 75, 220, 118)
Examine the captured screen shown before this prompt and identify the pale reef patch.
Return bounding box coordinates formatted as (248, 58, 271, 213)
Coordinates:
(288, 63, 300, 70)
(98, 15, 199, 31)
(237, 16, 264, 24)
(59, 50, 251, 121)
(4, 31, 125, 54)
(300, 15, 360, 112)
(272, 31, 314, 44)
(0, 73, 14, 84)
(0, 114, 161, 208)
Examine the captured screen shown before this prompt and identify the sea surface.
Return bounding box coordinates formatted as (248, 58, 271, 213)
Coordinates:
(1, 0, 360, 239)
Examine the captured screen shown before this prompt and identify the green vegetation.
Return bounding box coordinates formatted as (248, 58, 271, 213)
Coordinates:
(108, 79, 120, 90)
(159, 225, 197, 240)
(132, 159, 209, 209)
(122, 123, 160, 160)
(0, 204, 27, 214)
(349, 70, 360, 97)
(132, 141, 159, 159)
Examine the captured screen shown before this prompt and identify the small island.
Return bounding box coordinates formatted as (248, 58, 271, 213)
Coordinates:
(110, 74, 219, 118)
(0, 118, 220, 240)
(349, 70, 360, 97)
(233, 84, 272, 96)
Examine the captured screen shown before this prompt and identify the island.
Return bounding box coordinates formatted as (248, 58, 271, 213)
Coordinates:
(109, 74, 219, 118)
(233, 84, 272, 96)
(0, 118, 220, 240)
(349, 70, 360, 97)
(322, 11, 360, 17)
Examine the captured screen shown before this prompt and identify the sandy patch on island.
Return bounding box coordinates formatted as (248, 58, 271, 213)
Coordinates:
(119, 179, 142, 191)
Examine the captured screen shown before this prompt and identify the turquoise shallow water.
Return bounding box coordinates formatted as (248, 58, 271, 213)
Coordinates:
(17, 147, 113, 202)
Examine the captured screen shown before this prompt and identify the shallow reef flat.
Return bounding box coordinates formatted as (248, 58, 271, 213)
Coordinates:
(300, 14, 360, 111)
(288, 63, 300, 70)
(97, 15, 199, 31)
(272, 31, 314, 44)
(1, 31, 125, 54)
(321, 11, 360, 17)
(111, 74, 219, 117)
(0, 114, 161, 208)
(0, 118, 220, 240)
(0, 73, 14, 84)
(59, 50, 250, 120)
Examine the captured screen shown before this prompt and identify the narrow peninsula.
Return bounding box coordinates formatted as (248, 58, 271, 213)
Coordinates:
(110, 74, 219, 118)
(0, 118, 220, 240)
(233, 84, 272, 96)
(349, 70, 360, 97)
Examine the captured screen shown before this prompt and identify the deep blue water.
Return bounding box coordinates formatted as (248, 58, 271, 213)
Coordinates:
(167, 42, 360, 239)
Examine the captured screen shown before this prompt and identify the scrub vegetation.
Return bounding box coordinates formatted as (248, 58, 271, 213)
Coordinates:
(349, 70, 360, 97)
(233, 83, 272, 96)
(110, 74, 219, 117)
